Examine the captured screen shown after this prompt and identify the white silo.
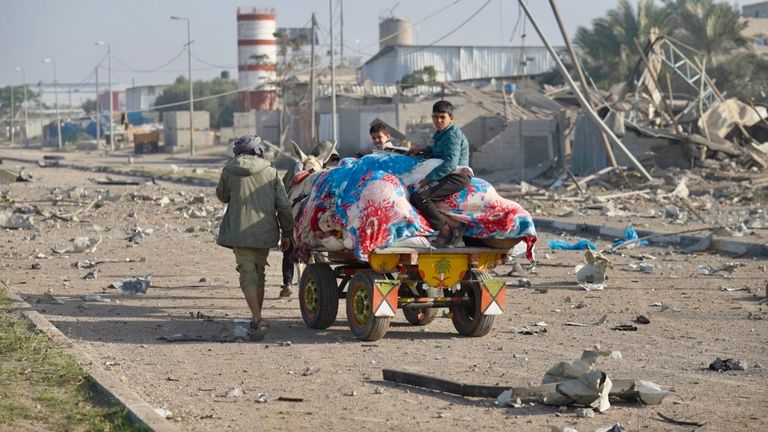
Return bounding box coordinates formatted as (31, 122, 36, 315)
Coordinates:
(379, 16, 413, 50)
(237, 7, 278, 111)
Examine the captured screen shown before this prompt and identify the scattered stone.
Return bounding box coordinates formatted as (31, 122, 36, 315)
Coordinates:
(639, 263, 655, 274)
(225, 387, 244, 398)
(255, 392, 268, 403)
(665, 204, 680, 219)
(634, 315, 651, 325)
(575, 407, 595, 418)
(279, 341, 292, 347)
(31, 262, 41, 270)
(709, 358, 747, 372)
(154, 408, 173, 419)
(518, 278, 532, 288)
(53, 236, 102, 254)
(82, 294, 113, 303)
(83, 270, 98, 280)
(374, 387, 385, 395)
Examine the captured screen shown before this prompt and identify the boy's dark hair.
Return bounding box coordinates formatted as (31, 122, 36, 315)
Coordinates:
(432, 100, 454, 115)
(369, 123, 389, 135)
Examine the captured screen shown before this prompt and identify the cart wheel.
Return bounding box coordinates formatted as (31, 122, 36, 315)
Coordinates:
(299, 263, 339, 329)
(402, 286, 439, 326)
(450, 270, 495, 337)
(346, 271, 391, 341)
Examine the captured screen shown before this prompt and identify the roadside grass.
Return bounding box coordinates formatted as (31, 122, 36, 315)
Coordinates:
(0, 287, 149, 431)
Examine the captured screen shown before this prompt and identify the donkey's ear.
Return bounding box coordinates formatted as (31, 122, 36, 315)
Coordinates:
(290, 140, 308, 161)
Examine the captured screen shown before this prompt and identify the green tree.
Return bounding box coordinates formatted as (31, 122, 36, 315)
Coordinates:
(82, 98, 97, 114)
(574, 0, 673, 86)
(665, 0, 749, 61)
(0, 85, 41, 120)
(401, 66, 438, 85)
(709, 52, 768, 104)
(153, 76, 239, 128)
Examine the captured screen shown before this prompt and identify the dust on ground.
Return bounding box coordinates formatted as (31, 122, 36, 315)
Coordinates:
(1, 149, 767, 432)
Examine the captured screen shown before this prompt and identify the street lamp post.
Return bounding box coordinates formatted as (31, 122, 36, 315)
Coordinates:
(96, 41, 113, 152)
(9, 80, 13, 146)
(171, 16, 195, 157)
(42, 58, 62, 151)
(15, 67, 28, 142)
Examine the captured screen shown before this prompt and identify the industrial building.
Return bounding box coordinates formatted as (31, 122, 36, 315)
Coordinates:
(126, 84, 168, 112)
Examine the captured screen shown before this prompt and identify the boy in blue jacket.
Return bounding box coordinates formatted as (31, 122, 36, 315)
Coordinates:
(409, 100, 471, 247)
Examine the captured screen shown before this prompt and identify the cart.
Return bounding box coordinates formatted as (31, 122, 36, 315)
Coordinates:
(298, 246, 511, 341)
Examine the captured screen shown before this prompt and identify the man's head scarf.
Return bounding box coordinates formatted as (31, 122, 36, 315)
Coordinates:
(233, 135, 264, 156)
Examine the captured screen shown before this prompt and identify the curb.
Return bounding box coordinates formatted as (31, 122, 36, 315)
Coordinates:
(4, 288, 180, 432)
(535, 217, 768, 257)
(0, 154, 217, 188)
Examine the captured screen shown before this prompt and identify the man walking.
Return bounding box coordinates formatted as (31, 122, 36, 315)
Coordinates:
(216, 135, 293, 340)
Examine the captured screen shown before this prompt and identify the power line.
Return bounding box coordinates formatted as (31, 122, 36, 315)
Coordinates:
(112, 48, 186, 73)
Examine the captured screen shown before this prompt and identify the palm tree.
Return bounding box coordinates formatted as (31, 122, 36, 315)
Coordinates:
(575, 0, 673, 86)
(663, 0, 750, 62)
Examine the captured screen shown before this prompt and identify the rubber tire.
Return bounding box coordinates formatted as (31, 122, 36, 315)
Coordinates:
(402, 286, 439, 326)
(450, 270, 495, 337)
(299, 263, 339, 329)
(346, 271, 391, 341)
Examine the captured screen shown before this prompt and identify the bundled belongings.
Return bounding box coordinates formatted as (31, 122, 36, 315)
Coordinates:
(289, 153, 537, 262)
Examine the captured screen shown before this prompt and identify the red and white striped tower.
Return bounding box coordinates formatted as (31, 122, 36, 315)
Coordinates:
(237, 7, 278, 111)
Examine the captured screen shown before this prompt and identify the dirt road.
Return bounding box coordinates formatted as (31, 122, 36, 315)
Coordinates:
(2, 151, 767, 431)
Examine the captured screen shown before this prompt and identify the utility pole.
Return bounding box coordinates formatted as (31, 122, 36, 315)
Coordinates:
(171, 16, 195, 157)
(547, 0, 618, 169)
(95, 65, 100, 146)
(10, 83, 14, 146)
(329, 0, 337, 144)
(340, 0, 344, 63)
(310, 12, 317, 142)
(16, 67, 28, 141)
(42, 58, 62, 151)
(517, 0, 653, 182)
(96, 41, 113, 152)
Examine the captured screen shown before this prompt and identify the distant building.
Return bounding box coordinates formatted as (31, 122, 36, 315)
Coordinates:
(97, 90, 125, 112)
(358, 45, 560, 85)
(743, 1, 768, 18)
(742, 17, 768, 53)
(126, 84, 168, 112)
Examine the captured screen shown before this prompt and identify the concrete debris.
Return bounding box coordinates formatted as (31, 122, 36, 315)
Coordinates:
(0, 210, 34, 229)
(697, 262, 739, 276)
(82, 294, 113, 303)
(82, 270, 98, 280)
(154, 408, 173, 419)
(543, 347, 622, 384)
(53, 236, 102, 254)
(225, 387, 244, 398)
(511, 325, 548, 335)
(255, 392, 268, 403)
(126, 226, 153, 243)
(709, 358, 747, 372)
(37, 292, 65, 304)
(634, 315, 651, 324)
(639, 263, 655, 274)
(564, 315, 608, 327)
(110, 276, 151, 294)
(575, 407, 595, 418)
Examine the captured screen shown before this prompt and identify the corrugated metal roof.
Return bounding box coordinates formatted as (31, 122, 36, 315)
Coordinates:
(360, 45, 561, 84)
(316, 84, 444, 97)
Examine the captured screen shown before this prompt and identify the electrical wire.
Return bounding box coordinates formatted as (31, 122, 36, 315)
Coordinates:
(112, 48, 186, 73)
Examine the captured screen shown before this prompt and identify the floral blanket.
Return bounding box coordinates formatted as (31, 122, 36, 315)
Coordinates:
(291, 154, 537, 262)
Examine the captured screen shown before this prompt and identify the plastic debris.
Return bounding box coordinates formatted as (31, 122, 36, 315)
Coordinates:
(611, 225, 648, 249)
(548, 239, 599, 251)
(639, 263, 655, 274)
(575, 250, 610, 291)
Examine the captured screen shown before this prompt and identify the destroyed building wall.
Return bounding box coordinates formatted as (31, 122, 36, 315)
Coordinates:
(471, 118, 561, 181)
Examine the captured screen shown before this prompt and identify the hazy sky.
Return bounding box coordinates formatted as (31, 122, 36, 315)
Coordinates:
(0, 0, 745, 90)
